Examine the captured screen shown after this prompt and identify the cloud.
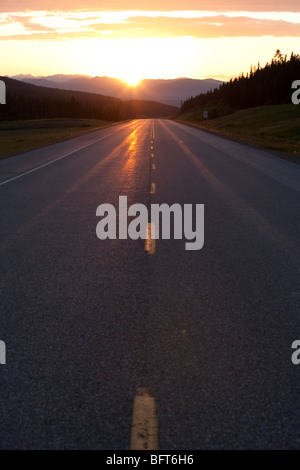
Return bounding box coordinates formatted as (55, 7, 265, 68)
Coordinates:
(90, 15, 300, 38)
(0, 1, 300, 13)
(7, 15, 56, 31)
(1, 14, 300, 40)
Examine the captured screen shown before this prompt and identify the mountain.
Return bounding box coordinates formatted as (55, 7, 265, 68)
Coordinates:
(11, 74, 36, 80)
(13, 75, 224, 106)
(0, 77, 179, 121)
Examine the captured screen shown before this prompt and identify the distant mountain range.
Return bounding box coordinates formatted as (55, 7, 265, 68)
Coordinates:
(0, 77, 179, 121)
(11, 75, 224, 107)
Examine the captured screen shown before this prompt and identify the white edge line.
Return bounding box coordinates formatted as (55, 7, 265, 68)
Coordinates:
(0, 129, 121, 187)
(168, 120, 300, 192)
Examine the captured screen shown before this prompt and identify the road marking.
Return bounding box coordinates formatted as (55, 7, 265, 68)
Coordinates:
(144, 223, 156, 254)
(151, 153, 154, 158)
(167, 120, 300, 192)
(130, 388, 158, 450)
(0, 129, 122, 187)
(151, 146, 154, 150)
(152, 163, 156, 170)
(150, 182, 156, 194)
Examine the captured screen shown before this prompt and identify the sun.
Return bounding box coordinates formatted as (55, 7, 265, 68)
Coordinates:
(123, 74, 141, 87)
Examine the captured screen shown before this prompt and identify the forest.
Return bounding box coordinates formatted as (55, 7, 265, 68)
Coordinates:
(181, 51, 300, 118)
(0, 77, 178, 122)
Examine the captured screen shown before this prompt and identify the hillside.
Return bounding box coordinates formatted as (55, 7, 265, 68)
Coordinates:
(180, 51, 300, 118)
(14, 75, 223, 107)
(0, 77, 179, 122)
(177, 104, 300, 158)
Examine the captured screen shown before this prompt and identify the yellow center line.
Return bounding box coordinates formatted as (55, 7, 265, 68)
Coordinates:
(144, 223, 156, 254)
(150, 182, 156, 194)
(130, 388, 159, 450)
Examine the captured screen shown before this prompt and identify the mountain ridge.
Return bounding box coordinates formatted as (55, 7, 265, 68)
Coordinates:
(0, 76, 179, 121)
(11, 75, 224, 106)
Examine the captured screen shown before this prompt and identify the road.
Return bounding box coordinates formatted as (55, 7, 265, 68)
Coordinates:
(0, 119, 299, 449)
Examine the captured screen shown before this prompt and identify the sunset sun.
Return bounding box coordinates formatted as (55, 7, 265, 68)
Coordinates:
(123, 74, 141, 87)
(0, 0, 300, 452)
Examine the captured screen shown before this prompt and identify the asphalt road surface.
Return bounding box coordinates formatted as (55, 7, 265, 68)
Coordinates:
(0, 119, 299, 449)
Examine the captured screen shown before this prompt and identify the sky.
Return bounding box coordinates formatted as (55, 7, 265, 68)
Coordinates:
(1, 1, 300, 83)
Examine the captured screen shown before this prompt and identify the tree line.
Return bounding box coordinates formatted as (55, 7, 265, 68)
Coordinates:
(181, 51, 300, 118)
(1, 92, 121, 121)
(0, 77, 178, 122)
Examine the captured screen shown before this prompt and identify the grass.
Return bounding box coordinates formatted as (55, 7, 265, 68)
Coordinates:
(0, 119, 114, 158)
(176, 104, 300, 160)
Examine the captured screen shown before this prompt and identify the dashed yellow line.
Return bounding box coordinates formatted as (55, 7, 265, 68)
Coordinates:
(130, 388, 158, 450)
(147, 122, 157, 255)
(144, 223, 156, 254)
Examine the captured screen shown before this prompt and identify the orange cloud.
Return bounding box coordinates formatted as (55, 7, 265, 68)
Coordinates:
(0, 1, 300, 12)
(1, 14, 300, 40)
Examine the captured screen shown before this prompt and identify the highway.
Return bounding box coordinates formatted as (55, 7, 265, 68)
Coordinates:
(0, 118, 299, 449)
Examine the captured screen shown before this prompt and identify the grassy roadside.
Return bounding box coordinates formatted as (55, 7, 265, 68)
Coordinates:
(0, 119, 115, 159)
(175, 104, 300, 160)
